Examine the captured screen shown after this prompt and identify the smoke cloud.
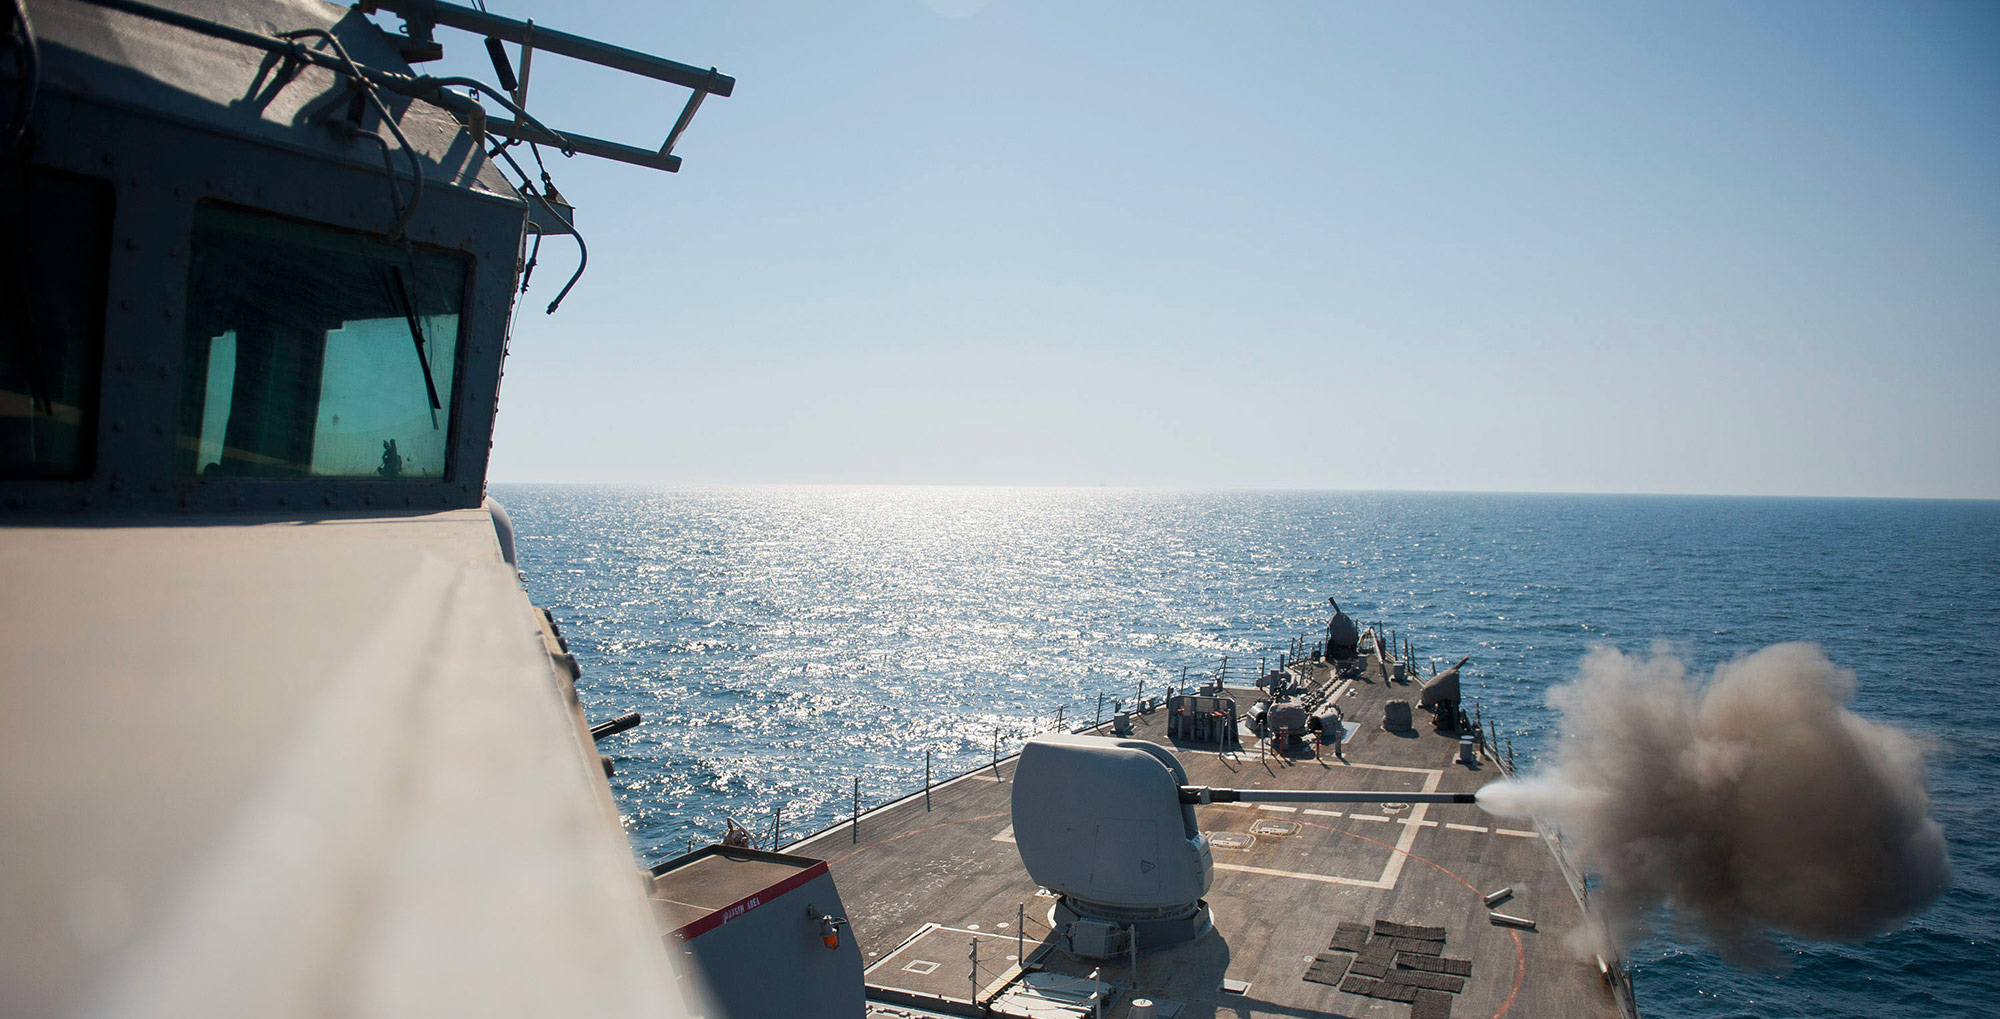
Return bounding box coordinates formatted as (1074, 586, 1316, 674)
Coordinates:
(1476, 642, 1948, 962)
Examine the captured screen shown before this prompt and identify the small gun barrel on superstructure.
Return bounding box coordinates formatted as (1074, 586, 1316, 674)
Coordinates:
(590, 711, 642, 741)
(1179, 786, 1476, 805)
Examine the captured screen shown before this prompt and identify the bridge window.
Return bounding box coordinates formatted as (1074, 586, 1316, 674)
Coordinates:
(176, 205, 466, 480)
(0, 167, 112, 479)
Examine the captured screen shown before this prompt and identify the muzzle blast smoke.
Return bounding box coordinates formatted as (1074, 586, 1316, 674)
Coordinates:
(1475, 642, 1948, 962)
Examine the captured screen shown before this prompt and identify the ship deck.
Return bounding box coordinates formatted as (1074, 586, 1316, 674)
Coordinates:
(789, 644, 1634, 1019)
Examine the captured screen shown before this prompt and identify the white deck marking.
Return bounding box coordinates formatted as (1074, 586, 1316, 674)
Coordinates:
(990, 825, 1016, 844)
(1305, 761, 1445, 890)
(1496, 828, 1539, 838)
(1213, 861, 1368, 886)
(1445, 822, 1489, 833)
(1303, 808, 1342, 817)
(1350, 813, 1391, 822)
(1396, 819, 1438, 828)
(869, 924, 1032, 1001)
(1375, 764, 1442, 890)
(1255, 804, 1298, 813)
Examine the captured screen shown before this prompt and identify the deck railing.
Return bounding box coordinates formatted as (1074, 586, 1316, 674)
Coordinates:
(640, 624, 1640, 1019)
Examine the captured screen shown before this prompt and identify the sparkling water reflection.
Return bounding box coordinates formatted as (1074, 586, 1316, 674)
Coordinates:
(495, 485, 1998, 1019)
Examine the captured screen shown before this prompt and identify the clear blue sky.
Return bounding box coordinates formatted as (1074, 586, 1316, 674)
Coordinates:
(429, 1, 1999, 497)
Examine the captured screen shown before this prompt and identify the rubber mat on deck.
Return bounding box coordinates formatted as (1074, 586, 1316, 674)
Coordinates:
(1328, 922, 1372, 953)
(1411, 989, 1454, 1019)
(1303, 953, 1351, 986)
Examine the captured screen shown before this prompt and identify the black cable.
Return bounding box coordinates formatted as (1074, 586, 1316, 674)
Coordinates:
(277, 27, 424, 239)
(520, 230, 541, 293)
(421, 74, 573, 156)
(490, 141, 587, 315)
(5, 0, 36, 149)
(352, 127, 409, 233)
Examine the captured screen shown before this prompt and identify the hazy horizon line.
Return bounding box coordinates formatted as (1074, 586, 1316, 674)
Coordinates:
(486, 480, 1999, 503)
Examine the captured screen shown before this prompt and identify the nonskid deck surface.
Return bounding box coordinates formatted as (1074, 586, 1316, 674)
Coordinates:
(791, 650, 1627, 1019)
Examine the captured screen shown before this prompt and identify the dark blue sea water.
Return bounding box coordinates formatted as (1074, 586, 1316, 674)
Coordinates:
(492, 485, 2000, 1018)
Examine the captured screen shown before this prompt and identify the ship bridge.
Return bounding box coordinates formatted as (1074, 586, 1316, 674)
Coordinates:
(0, 1, 735, 1015)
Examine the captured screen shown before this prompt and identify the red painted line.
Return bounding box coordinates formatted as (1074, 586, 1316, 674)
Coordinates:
(1296, 819, 1527, 1019)
(671, 858, 830, 941)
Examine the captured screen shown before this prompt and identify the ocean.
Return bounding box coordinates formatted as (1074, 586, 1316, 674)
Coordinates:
(492, 485, 1999, 1018)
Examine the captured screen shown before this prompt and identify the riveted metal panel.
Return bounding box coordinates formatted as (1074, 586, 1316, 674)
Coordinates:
(4, 9, 528, 517)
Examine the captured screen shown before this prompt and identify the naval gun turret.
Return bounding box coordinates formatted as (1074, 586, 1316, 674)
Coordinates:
(1420, 655, 1471, 727)
(1011, 734, 1474, 958)
(1325, 598, 1360, 660)
(1011, 734, 1215, 957)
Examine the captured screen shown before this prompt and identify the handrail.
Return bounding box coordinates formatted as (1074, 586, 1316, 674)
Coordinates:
(364, 0, 734, 96)
(360, 0, 733, 172)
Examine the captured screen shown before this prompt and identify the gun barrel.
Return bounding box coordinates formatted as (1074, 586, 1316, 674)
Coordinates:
(590, 711, 642, 741)
(1180, 786, 1475, 805)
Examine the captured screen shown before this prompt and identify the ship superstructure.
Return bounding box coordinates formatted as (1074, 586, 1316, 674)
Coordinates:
(0, 1, 756, 1014)
(2, 4, 1641, 1017)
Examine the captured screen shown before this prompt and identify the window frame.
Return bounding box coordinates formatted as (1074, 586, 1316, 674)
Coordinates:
(173, 201, 477, 484)
(0, 164, 115, 482)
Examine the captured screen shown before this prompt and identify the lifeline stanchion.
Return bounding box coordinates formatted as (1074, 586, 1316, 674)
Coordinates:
(851, 776, 860, 843)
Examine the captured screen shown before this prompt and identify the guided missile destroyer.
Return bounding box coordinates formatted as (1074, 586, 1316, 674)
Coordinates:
(732, 626, 1641, 1019)
(2, 3, 1636, 1017)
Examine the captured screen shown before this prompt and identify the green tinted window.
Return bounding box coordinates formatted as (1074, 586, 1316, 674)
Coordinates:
(177, 206, 465, 479)
(0, 167, 112, 479)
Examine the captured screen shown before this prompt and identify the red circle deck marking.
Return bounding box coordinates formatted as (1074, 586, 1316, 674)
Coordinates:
(1296, 819, 1527, 1019)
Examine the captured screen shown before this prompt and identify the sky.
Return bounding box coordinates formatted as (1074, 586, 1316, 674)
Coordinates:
(422, 1, 1998, 497)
